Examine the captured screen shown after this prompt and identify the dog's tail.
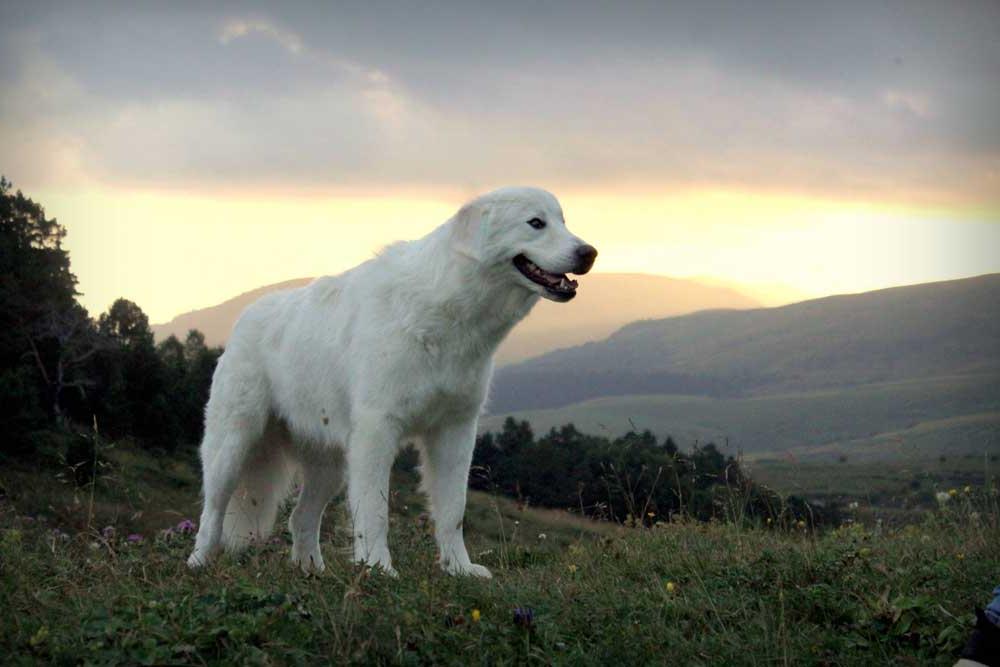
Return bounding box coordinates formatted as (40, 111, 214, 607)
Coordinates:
(221, 443, 298, 552)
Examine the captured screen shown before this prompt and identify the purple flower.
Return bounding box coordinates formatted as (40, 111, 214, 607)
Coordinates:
(513, 607, 534, 629)
(176, 519, 197, 534)
(101, 526, 115, 539)
(127, 533, 143, 543)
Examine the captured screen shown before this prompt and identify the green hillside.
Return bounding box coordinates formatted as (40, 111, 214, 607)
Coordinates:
(491, 274, 1000, 412)
(483, 374, 1000, 461)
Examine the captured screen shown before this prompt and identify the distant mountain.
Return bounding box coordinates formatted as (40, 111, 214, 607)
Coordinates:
(495, 273, 759, 364)
(151, 273, 760, 364)
(490, 274, 1000, 412)
(151, 278, 312, 347)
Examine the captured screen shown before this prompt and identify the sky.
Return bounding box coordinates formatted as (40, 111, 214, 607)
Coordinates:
(1, 1, 998, 322)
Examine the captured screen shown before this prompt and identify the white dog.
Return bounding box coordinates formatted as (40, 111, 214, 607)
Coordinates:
(187, 186, 596, 577)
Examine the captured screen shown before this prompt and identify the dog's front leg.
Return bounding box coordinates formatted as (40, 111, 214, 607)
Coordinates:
(346, 411, 401, 576)
(423, 419, 492, 578)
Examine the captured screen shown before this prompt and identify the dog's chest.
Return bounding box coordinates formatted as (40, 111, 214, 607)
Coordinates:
(401, 349, 490, 429)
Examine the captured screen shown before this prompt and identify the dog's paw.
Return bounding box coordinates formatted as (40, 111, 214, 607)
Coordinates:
(186, 550, 211, 569)
(443, 561, 493, 579)
(291, 549, 326, 575)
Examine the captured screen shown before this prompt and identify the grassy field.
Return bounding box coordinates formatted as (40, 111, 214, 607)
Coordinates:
(2, 445, 999, 665)
(481, 374, 1000, 462)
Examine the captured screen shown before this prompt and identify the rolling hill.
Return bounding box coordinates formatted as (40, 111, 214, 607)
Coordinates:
(480, 374, 1000, 460)
(151, 273, 760, 365)
(490, 273, 1000, 412)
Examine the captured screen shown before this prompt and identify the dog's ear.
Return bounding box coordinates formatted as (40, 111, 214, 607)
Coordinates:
(451, 200, 490, 261)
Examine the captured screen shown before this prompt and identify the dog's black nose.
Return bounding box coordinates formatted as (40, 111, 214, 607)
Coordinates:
(574, 244, 598, 274)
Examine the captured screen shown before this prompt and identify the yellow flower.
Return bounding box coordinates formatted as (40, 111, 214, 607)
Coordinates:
(957, 553, 965, 561)
(964, 486, 972, 494)
(29, 626, 48, 647)
(471, 609, 481, 623)
(567, 564, 578, 574)
(948, 488, 958, 497)
(796, 520, 806, 529)
(666, 581, 677, 593)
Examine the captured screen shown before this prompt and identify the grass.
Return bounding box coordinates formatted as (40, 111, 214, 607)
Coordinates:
(1, 446, 999, 665)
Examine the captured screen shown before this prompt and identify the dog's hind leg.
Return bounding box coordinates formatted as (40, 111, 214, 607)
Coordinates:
(187, 363, 271, 568)
(421, 418, 492, 578)
(289, 448, 344, 574)
(187, 426, 264, 567)
(346, 411, 402, 576)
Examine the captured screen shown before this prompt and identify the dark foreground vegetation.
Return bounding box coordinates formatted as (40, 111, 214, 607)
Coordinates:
(1, 444, 998, 666)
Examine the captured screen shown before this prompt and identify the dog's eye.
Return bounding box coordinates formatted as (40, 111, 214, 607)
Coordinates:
(526, 218, 546, 230)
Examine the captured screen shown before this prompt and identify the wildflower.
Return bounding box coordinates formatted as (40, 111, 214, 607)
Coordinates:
(647, 512, 655, 518)
(796, 520, 806, 530)
(848, 501, 859, 510)
(176, 519, 197, 533)
(948, 488, 958, 497)
(471, 609, 481, 623)
(766, 517, 772, 525)
(127, 533, 143, 544)
(935, 491, 951, 505)
(666, 581, 677, 593)
(957, 552, 965, 561)
(567, 564, 578, 573)
(29, 626, 48, 648)
(538, 533, 547, 540)
(159, 527, 175, 540)
(964, 486, 972, 494)
(513, 607, 534, 628)
(101, 526, 115, 539)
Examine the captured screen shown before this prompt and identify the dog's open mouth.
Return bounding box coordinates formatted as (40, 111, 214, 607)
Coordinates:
(512, 254, 579, 300)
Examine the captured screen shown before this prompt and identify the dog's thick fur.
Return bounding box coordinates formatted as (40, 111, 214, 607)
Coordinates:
(187, 187, 595, 577)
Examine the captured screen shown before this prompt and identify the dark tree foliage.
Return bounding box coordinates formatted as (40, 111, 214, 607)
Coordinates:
(0, 178, 220, 464)
(0, 177, 81, 454)
(473, 417, 839, 527)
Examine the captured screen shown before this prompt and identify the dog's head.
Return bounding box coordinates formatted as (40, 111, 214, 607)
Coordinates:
(451, 187, 597, 302)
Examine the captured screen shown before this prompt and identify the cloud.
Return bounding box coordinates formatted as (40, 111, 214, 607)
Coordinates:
(219, 18, 304, 55)
(1, 2, 997, 205)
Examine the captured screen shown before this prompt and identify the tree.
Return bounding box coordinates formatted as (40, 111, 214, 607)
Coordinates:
(25, 302, 106, 423)
(180, 329, 221, 444)
(98, 298, 154, 347)
(0, 177, 80, 455)
(96, 299, 177, 447)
